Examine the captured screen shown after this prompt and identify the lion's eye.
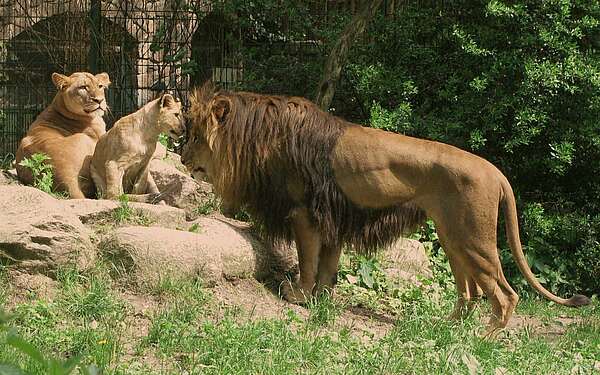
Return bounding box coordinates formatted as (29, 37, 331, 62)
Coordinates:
(98, 84, 104, 89)
(80, 85, 88, 91)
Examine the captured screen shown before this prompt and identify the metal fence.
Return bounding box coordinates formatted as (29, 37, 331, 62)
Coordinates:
(0, 0, 215, 158)
(0, 0, 372, 159)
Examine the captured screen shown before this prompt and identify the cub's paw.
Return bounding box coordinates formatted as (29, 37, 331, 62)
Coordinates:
(148, 193, 164, 204)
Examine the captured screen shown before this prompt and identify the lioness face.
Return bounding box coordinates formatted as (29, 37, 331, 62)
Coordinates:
(52, 72, 110, 118)
(181, 119, 214, 183)
(157, 94, 186, 140)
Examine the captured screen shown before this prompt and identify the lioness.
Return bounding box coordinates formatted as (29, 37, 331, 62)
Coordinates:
(181, 83, 589, 336)
(16, 72, 110, 198)
(90, 94, 185, 202)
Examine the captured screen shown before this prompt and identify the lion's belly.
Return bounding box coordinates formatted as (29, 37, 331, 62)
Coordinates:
(334, 168, 417, 208)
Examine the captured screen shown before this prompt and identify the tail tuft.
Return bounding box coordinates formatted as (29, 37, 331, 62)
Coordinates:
(566, 294, 591, 307)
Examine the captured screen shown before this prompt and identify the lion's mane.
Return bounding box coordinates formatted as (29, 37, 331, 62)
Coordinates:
(190, 87, 426, 251)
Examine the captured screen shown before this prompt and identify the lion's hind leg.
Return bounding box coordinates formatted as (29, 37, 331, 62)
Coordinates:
(446, 253, 474, 321)
(443, 256, 485, 321)
(453, 243, 518, 337)
(128, 167, 163, 204)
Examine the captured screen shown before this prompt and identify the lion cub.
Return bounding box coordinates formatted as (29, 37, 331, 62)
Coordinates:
(90, 94, 185, 203)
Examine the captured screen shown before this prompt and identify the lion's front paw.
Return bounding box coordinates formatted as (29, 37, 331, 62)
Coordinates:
(280, 280, 310, 305)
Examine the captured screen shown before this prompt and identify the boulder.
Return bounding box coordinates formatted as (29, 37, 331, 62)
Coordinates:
(0, 185, 95, 273)
(0, 169, 20, 185)
(149, 158, 214, 218)
(98, 217, 276, 286)
(382, 238, 432, 284)
(152, 142, 167, 160)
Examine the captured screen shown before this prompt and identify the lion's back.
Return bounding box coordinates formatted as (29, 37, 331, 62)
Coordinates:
(15, 105, 99, 195)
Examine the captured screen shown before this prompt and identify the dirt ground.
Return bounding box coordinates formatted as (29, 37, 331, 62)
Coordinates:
(5, 270, 587, 349)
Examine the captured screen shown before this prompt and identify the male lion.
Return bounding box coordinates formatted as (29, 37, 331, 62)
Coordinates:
(16, 72, 110, 198)
(90, 93, 185, 202)
(181, 83, 590, 336)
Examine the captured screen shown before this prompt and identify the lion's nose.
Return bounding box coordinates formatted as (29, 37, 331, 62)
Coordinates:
(91, 97, 104, 104)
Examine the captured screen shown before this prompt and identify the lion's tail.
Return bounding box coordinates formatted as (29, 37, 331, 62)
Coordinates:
(500, 178, 590, 307)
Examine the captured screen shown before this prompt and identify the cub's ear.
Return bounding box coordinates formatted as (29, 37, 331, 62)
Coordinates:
(160, 93, 176, 108)
(95, 72, 111, 87)
(51, 73, 70, 90)
(212, 97, 230, 124)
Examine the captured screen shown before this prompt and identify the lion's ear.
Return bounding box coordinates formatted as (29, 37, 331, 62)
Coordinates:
(51, 73, 70, 90)
(95, 72, 111, 87)
(160, 93, 176, 109)
(212, 97, 230, 124)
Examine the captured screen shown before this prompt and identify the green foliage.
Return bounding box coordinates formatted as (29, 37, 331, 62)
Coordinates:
(306, 291, 342, 327)
(112, 195, 152, 226)
(503, 203, 600, 295)
(0, 153, 13, 170)
(411, 220, 454, 289)
(18, 153, 54, 194)
(157, 133, 169, 148)
(343, 1, 600, 294)
(195, 194, 221, 215)
(0, 268, 117, 375)
(112, 194, 133, 224)
(339, 254, 387, 292)
(188, 223, 201, 233)
(157, 133, 181, 153)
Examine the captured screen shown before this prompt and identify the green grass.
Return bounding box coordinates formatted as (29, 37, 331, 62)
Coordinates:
(0, 263, 126, 373)
(0, 153, 14, 170)
(195, 194, 221, 216)
(0, 257, 598, 374)
(112, 195, 152, 226)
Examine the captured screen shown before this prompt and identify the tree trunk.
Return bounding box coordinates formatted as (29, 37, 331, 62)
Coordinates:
(315, 0, 385, 110)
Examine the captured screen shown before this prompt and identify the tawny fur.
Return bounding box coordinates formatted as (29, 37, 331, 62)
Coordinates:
(90, 94, 185, 203)
(182, 83, 590, 336)
(15, 72, 111, 198)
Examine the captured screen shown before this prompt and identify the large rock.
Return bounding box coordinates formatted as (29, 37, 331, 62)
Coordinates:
(149, 158, 214, 218)
(0, 185, 95, 273)
(98, 217, 276, 286)
(152, 142, 167, 160)
(382, 238, 432, 284)
(0, 169, 19, 185)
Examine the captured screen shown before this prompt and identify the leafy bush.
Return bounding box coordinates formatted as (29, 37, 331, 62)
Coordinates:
(18, 153, 54, 194)
(502, 203, 600, 296)
(345, 1, 600, 295)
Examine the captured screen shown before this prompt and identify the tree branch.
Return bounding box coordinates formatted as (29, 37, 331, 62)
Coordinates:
(315, 0, 385, 110)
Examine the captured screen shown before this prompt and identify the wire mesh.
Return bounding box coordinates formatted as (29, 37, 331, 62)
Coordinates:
(0, 0, 205, 158)
(0, 0, 361, 158)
